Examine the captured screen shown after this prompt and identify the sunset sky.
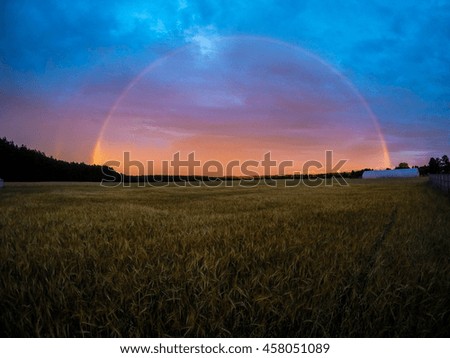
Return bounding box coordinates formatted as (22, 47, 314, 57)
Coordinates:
(1, 1, 449, 174)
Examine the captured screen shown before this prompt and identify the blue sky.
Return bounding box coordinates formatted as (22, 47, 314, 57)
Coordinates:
(1, 0, 449, 169)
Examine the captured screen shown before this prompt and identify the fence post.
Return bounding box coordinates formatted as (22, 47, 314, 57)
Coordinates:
(429, 174, 450, 194)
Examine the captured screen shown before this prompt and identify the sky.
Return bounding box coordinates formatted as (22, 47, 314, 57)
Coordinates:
(1, 0, 449, 174)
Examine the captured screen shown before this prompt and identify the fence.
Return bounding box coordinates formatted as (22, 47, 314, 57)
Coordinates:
(429, 174, 450, 194)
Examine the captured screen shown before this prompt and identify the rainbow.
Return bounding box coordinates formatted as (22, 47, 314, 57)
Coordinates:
(92, 36, 391, 169)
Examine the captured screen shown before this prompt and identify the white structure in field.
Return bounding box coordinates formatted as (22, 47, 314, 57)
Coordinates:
(362, 168, 419, 179)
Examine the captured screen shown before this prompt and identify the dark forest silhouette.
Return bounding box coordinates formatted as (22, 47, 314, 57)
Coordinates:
(0, 137, 119, 182)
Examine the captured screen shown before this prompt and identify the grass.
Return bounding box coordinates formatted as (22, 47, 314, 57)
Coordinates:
(0, 178, 449, 337)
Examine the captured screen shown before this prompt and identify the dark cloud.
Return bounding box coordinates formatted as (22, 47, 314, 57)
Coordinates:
(1, 1, 118, 70)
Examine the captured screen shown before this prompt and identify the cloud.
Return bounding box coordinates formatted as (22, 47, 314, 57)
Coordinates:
(183, 25, 220, 56)
(177, 0, 188, 11)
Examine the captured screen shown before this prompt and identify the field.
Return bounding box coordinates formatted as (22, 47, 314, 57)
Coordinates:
(0, 178, 449, 337)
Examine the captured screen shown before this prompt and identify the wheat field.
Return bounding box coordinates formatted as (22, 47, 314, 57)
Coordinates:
(0, 178, 449, 337)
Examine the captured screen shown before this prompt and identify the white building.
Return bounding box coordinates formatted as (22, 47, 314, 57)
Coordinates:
(362, 168, 419, 179)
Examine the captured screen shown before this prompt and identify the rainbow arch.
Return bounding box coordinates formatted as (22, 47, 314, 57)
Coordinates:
(92, 35, 391, 169)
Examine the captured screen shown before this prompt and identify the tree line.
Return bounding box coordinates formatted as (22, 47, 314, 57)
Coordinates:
(426, 155, 450, 174)
(0, 137, 448, 181)
(393, 156, 449, 175)
(0, 137, 119, 182)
